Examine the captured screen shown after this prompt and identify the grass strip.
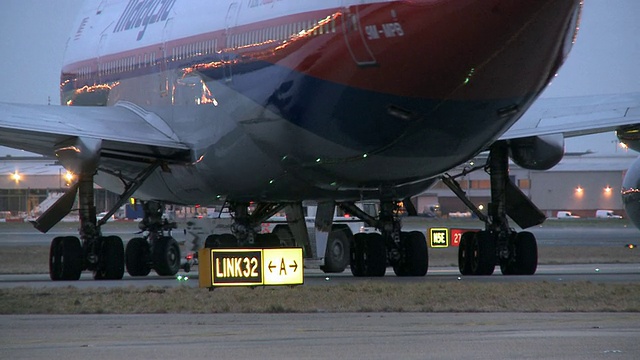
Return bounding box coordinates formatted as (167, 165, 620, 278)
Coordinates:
(2, 282, 639, 314)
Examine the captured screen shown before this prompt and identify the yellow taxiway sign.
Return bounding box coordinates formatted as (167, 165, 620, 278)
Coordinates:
(199, 247, 304, 288)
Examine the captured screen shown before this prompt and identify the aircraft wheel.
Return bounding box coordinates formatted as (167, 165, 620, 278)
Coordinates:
(257, 233, 280, 248)
(393, 231, 428, 276)
(153, 236, 181, 276)
(49, 236, 83, 281)
(364, 233, 387, 277)
(471, 231, 496, 275)
(499, 257, 517, 275)
(272, 225, 295, 247)
(321, 228, 350, 273)
(204, 234, 237, 248)
(218, 234, 238, 247)
(126, 237, 151, 276)
(499, 233, 519, 275)
(204, 234, 220, 248)
(350, 233, 367, 277)
(458, 232, 475, 275)
(514, 231, 538, 275)
(94, 236, 124, 280)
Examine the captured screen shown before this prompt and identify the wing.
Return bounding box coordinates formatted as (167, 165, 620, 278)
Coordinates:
(500, 92, 640, 140)
(0, 101, 191, 163)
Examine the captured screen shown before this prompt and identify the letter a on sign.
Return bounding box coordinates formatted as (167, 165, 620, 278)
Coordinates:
(263, 248, 304, 285)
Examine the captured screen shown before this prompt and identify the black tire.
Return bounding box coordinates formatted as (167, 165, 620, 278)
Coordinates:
(50, 236, 83, 281)
(500, 232, 538, 275)
(499, 233, 519, 275)
(393, 231, 428, 276)
(499, 257, 517, 275)
(204, 234, 237, 248)
(364, 233, 387, 277)
(94, 236, 124, 280)
(272, 225, 295, 247)
(350, 233, 367, 277)
(219, 234, 238, 247)
(153, 236, 181, 276)
(204, 234, 220, 248)
(321, 227, 351, 273)
(257, 233, 280, 248)
(514, 231, 538, 275)
(458, 231, 475, 275)
(126, 237, 151, 276)
(471, 231, 496, 275)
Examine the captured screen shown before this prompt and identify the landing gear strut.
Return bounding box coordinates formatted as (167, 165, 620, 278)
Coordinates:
(443, 141, 544, 276)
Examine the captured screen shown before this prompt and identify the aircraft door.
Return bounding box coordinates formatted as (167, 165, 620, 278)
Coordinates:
(341, 4, 377, 67)
(224, 2, 241, 82)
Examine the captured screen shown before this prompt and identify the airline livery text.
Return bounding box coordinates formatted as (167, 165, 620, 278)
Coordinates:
(113, 0, 177, 41)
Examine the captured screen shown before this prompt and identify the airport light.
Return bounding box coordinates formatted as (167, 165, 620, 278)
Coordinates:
(11, 170, 21, 183)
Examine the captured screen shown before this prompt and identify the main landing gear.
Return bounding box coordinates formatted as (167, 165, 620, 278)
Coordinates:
(48, 174, 126, 281)
(39, 158, 184, 281)
(340, 201, 429, 277)
(442, 141, 546, 276)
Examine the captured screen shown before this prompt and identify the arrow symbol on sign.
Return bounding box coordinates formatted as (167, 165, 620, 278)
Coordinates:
(289, 260, 298, 272)
(268, 261, 276, 272)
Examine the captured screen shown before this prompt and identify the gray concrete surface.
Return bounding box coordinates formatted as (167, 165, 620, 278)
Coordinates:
(1, 313, 639, 359)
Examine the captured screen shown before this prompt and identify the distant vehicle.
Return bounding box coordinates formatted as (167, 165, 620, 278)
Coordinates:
(595, 210, 623, 219)
(449, 211, 472, 218)
(96, 212, 115, 222)
(556, 211, 580, 219)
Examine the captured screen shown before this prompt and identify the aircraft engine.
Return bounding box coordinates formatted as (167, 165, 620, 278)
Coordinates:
(508, 134, 564, 170)
(622, 156, 640, 230)
(617, 125, 640, 152)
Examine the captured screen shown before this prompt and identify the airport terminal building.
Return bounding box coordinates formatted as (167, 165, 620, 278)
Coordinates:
(1, 151, 637, 221)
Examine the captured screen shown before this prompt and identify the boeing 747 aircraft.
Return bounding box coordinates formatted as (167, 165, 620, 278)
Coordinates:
(1, 0, 639, 281)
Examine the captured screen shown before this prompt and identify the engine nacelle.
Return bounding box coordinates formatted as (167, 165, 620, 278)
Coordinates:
(508, 134, 564, 170)
(617, 125, 640, 152)
(622, 156, 640, 230)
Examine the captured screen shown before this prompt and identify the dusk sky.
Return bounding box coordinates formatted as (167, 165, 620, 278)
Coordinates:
(0, 0, 639, 155)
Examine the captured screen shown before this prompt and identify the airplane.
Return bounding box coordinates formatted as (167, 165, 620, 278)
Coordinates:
(0, 0, 639, 282)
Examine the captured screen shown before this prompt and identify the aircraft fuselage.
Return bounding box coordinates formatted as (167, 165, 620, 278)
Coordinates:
(60, 0, 582, 203)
